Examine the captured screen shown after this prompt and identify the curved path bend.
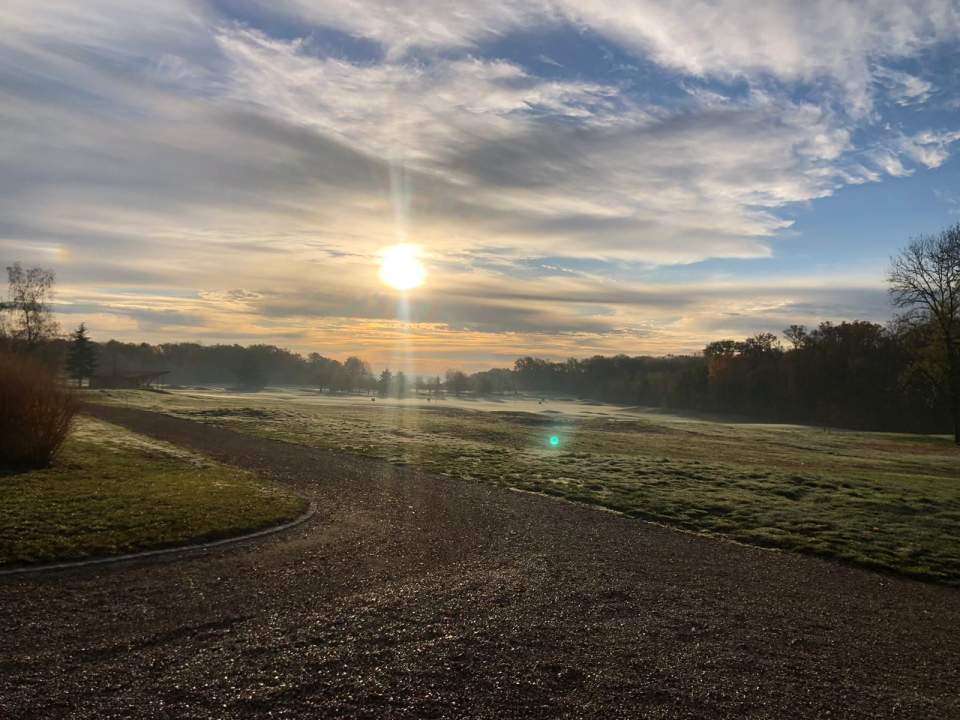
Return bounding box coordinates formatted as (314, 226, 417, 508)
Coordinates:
(2, 405, 958, 719)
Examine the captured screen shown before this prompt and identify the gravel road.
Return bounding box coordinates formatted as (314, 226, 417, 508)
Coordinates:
(2, 404, 958, 719)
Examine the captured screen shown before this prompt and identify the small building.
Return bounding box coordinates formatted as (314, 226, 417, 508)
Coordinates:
(89, 371, 170, 390)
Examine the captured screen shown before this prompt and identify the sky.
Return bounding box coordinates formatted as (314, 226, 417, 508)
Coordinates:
(2, 1, 960, 373)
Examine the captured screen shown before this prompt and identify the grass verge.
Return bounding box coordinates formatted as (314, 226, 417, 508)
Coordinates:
(0, 416, 307, 567)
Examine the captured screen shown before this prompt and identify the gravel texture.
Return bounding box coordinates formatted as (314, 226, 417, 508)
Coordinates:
(2, 404, 958, 719)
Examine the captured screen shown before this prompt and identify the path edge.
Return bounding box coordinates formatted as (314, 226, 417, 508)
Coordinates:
(0, 502, 316, 578)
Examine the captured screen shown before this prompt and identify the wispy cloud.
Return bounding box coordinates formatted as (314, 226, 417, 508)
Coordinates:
(265, 0, 960, 113)
(874, 67, 936, 106)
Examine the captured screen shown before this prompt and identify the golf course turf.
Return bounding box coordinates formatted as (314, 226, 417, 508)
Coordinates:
(90, 389, 960, 585)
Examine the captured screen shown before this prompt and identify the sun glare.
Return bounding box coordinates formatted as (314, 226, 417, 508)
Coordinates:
(380, 244, 426, 291)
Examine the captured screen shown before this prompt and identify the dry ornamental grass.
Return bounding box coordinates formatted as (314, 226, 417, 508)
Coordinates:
(0, 352, 78, 469)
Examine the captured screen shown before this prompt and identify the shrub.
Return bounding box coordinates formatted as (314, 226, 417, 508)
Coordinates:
(0, 352, 79, 468)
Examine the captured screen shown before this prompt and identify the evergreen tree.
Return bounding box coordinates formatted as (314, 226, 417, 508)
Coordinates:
(65, 323, 97, 386)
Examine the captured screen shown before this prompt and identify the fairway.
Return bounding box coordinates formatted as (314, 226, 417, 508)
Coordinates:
(91, 389, 960, 584)
(0, 416, 307, 567)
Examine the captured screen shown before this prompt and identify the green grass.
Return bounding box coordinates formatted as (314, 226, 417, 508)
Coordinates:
(0, 416, 307, 567)
(91, 390, 960, 585)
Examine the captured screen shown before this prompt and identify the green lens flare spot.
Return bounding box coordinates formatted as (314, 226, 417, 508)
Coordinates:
(549, 435, 560, 446)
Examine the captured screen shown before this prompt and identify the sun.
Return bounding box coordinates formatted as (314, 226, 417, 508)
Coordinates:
(380, 244, 426, 291)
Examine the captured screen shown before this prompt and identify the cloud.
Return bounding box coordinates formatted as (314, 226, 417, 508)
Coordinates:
(254, 0, 558, 58)
(54, 302, 204, 329)
(259, 292, 620, 335)
(868, 150, 914, 178)
(3, 5, 955, 270)
(199, 289, 264, 302)
(874, 67, 936, 106)
(44, 263, 894, 371)
(246, 271, 892, 341)
(214, 27, 621, 167)
(866, 128, 960, 177)
(1, 1, 958, 369)
(536, 54, 563, 68)
(897, 129, 960, 168)
(562, 0, 959, 116)
(211, 26, 943, 265)
(264, 0, 960, 114)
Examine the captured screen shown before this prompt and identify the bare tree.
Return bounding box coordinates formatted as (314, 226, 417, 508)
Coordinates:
(4, 263, 60, 350)
(889, 224, 960, 444)
(783, 324, 808, 350)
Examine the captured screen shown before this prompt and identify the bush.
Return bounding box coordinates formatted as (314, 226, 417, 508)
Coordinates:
(0, 352, 79, 468)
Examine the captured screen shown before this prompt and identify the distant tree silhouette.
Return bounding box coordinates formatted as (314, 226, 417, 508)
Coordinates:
(470, 367, 514, 395)
(889, 223, 960, 444)
(14, 326, 955, 435)
(234, 352, 266, 391)
(783, 324, 809, 350)
(308, 353, 341, 392)
(343, 356, 372, 393)
(474, 373, 493, 396)
(445, 369, 469, 397)
(65, 323, 97, 387)
(377, 369, 392, 397)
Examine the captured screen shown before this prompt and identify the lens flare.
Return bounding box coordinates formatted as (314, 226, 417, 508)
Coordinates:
(380, 244, 426, 291)
(549, 435, 560, 446)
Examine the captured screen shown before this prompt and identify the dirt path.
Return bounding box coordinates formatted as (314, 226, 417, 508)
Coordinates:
(2, 405, 959, 719)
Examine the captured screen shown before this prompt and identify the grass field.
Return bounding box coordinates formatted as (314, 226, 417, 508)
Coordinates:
(0, 416, 307, 567)
(91, 389, 960, 584)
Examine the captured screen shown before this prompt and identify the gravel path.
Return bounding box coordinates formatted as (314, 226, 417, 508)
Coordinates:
(2, 405, 959, 719)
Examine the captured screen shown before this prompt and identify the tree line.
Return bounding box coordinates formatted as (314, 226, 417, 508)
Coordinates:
(3, 222, 958, 441)
(511, 319, 948, 434)
(44, 317, 948, 436)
